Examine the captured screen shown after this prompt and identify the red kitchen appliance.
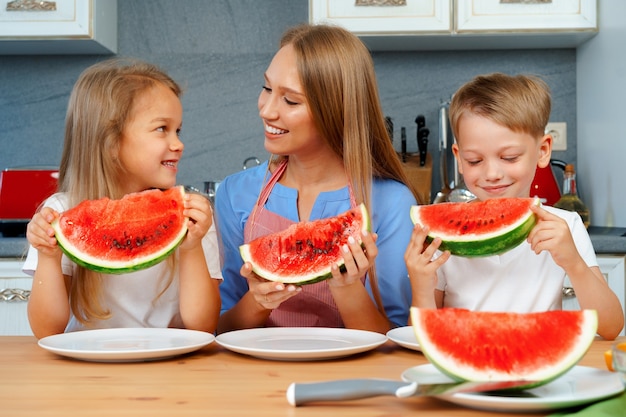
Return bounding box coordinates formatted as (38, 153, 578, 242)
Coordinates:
(530, 159, 567, 206)
(0, 167, 59, 236)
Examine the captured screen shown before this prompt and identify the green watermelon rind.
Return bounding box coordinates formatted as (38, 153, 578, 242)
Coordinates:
(410, 307, 598, 389)
(52, 186, 189, 275)
(239, 204, 371, 285)
(409, 198, 540, 257)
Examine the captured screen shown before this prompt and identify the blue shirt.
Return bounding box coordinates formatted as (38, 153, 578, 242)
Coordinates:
(214, 161, 417, 327)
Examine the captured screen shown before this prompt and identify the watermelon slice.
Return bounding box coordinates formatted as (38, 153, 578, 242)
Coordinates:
(52, 186, 188, 274)
(411, 307, 598, 387)
(239, 204, 370, 285)
(410, 197, 540, 257)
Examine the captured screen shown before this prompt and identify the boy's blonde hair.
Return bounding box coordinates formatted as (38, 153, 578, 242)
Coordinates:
(58, 58, 182, 325)
(449, 73, 551, 141)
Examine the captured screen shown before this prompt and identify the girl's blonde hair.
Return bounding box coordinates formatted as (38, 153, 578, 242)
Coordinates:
(58, 58, 182, 325)
(449, 72, 552, 141)
(270, 24, 420, 320)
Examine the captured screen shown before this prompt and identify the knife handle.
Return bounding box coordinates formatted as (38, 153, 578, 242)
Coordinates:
(286, 379, 415, 406)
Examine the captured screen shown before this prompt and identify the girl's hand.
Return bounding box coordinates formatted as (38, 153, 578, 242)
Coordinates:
(328, 230, 378, 288)
(240, 262, 301, 309)
(26, 207, 62, 258)
(404, 224, 450, 306)
(527, 204, 581, 270)
(179, 193, 213, 251)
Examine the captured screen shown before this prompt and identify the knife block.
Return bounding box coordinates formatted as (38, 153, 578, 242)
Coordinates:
(400, 153, 432, 205)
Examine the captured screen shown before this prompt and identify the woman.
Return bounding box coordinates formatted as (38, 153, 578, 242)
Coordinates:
(215, 24, 420, 334)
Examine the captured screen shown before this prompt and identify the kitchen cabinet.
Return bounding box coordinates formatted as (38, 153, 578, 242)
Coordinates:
(0, 259, 32, 336)
(310, 0, 597, 51)
(0, 0, 116, 55)
(563, 255, 626, 336)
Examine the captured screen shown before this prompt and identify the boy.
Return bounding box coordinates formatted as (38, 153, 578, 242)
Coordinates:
(405, 73, 623, 340)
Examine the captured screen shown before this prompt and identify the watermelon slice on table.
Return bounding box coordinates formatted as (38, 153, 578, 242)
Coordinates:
(52, 186, 188, 274)
(411, 307, 598, 388)
(240, 204, 370, 285)
(410, 197, 540, 257)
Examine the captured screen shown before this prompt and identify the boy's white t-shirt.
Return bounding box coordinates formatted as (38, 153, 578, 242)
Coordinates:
(435, 205, 597, 312)
(22, 193, 222, 332)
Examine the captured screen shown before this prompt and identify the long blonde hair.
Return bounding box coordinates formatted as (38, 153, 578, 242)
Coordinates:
(58, 58, 182, 325)
(271, 24, 420, 319)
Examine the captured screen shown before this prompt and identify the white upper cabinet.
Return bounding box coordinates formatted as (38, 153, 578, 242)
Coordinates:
(0, 0, 117, 54)
(310, 0, 451, 34)
(310, 0, 597, 51)
(456, 0, 596, 32)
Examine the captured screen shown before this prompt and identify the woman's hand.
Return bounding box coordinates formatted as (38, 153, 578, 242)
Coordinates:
(240, 262, 301, 309)
(327, 230, 378, 288)
(26, 207, 62, 259)
(179, 193, 213, 251)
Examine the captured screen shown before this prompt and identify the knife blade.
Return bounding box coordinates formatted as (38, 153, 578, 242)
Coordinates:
(400, 127, 407, 162)
(286, 378, 537, 406)
(418, 127, 430, 166)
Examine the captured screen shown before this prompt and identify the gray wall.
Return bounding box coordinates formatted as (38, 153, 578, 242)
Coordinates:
(577, 0, 626, 227)
(0, 0, 577, 201)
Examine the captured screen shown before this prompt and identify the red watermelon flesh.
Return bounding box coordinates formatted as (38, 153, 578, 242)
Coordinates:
(411, 307, 598, 386)
(410, 197, 540, 256)
(240, 204, 370, 285)
(52, 186, 188, 274)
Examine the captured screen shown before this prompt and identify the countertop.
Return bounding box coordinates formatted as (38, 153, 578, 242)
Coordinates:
(3, 228, 626, 258)
(0, 335, 620, 417)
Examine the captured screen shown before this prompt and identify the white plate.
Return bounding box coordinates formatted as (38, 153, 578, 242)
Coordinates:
(386, 326, 421, 351)
(401, 364, 624, 412)
(38, 328, 215, 362)
(216, 327, 387, 361)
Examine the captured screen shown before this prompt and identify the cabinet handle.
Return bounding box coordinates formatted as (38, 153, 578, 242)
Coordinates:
(0, 288, 31, 302)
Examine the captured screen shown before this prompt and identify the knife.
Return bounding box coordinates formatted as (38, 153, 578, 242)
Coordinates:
(385, 116, 394, 144)
(286, 378, 536, 406)
(415, 115, 427, 166)
(418, 126, 430, 166)
(400, 127, 407, 162)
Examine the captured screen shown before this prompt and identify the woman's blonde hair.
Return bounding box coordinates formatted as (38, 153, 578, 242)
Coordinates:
(270, 24, 419, 320)
(58, 57, 182, 325)
(449, 72, 552, 141)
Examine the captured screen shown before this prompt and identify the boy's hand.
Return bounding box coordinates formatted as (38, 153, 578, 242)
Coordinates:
(527, 204, 581, 270)
(404, 224, 450, 307)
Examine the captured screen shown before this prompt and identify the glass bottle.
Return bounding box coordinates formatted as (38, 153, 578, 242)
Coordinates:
(554, 164, 590, 228)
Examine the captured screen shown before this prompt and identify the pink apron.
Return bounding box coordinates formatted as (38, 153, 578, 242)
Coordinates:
(244, 159, 360, 328)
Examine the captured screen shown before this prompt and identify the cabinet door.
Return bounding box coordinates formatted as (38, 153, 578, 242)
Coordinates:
(0, 0, 117, 54)
(456, 0, 597, 32)
(310, 0, 451, 34)
(562, 255, 625, 336)
(0, 260, 32, 336)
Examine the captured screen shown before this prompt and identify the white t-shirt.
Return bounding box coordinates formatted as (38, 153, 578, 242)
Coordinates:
(23, 193, 223, 332)
(435, 206, 597, 312)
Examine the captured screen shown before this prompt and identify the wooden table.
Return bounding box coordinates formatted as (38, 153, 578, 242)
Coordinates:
(0, 335, 621, 417)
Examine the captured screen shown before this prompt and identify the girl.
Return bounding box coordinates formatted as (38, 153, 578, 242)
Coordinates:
(24, 58, 222, 339)
(215, 24, 420, 334)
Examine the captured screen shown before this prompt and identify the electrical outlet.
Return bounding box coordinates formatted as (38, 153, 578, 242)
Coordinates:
(546, 122, 567, 151)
